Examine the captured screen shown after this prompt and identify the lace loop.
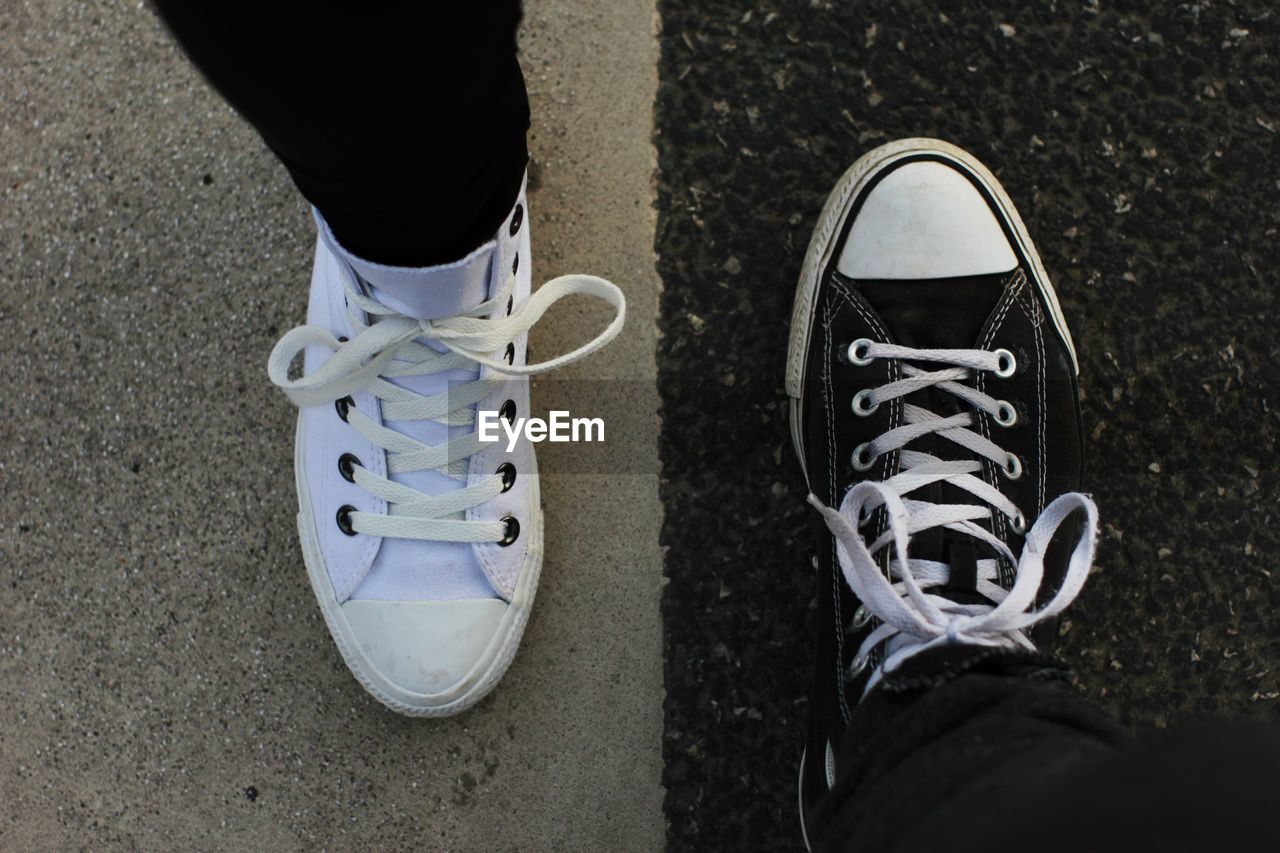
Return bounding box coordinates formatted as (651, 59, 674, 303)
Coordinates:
(268, 274, 625, 406)
(267, 262, 625, 543)
(810, 487, 1096, 692)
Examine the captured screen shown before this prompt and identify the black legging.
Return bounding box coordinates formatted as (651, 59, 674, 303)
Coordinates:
(815, 651, 1280, 852)
(152, 6, 1280, 850)
(152, 1, 529, 267)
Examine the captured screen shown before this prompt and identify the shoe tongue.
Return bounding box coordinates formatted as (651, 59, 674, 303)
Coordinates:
(314, 208, 495, 320)
(856, 271, 1015, 578)
(315, 208, 493, 502)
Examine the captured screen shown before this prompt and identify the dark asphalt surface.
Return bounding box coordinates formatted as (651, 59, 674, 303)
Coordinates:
(654, 2, 1280, 850)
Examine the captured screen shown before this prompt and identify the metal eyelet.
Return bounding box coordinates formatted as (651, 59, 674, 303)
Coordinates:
(335, 505, 357, 536)
(846, 338, 875, 366)
(337, 453, 361, 483)
(851, 442, 877, 472)
(335, 395, 354, 422)
(496, 462, 517, 492)
(511, 253, 519, 275)
(336, 335, 349, 343)
(506, 295, 514, 316)
(1010, 510, 1028, 535)
(509, 203, 524, 236)
(852, 604, 872, 630)
(851, 389, 880, 417)
(994, 348, 1017, 378)
(499, 399, 517, 423)
(504, 342, 516, 365)
(499, 516, 520, 546)
(1001, 453, 1024, 481)
(848, 654, 869, 678)
(994, 400, 1018, 427)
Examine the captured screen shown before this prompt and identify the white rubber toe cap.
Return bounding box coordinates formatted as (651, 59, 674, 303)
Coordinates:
(340, 598, 507, 699)
(837, 160, 1018, 280)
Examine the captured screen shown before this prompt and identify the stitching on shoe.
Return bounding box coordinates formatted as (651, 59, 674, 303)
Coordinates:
(470, 439, 526, 602)
(819, 290, 851, 723)
(979, 270, 1026, 588)
(470, 231, 531, 603)
(828, 275, 900, 677)
(475, 523, 524, 601)
(1014, 285, 1048, 516)
(320, 268, 387, 603)
(830, 277, 903, 496)
(351, 395, 391, 599)
(322, 419, 384, 603)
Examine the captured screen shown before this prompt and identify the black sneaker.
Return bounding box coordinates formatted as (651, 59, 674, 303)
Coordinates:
(785, 139, 1099, 847)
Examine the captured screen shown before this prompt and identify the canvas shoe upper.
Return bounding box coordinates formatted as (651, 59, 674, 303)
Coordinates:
(784, 139, 1098, 845)
(267, 174, 625, 716)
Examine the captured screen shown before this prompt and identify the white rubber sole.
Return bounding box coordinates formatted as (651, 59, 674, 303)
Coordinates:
(785, 137, 1078, 480)
(294, 415, 544, 717)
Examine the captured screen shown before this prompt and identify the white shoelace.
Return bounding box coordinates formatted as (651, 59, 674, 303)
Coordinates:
(268, 264, 625, 543)
(808, 340, 1098, 692)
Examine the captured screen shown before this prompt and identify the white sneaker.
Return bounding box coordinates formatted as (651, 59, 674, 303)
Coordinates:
(268, 174, 624, 716)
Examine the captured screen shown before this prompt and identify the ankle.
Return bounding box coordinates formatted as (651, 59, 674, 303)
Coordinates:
(308, 152, 529, 268)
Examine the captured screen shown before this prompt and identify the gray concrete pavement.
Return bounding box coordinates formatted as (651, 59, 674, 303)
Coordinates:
(0, 1, 663, 850)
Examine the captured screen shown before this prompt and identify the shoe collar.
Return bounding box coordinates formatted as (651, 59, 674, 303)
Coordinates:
(312, 207, 496, 321)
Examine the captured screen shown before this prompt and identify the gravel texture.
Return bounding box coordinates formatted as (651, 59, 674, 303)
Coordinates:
(655, 1, 1279, 849)
(0, 1, 663, 849)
